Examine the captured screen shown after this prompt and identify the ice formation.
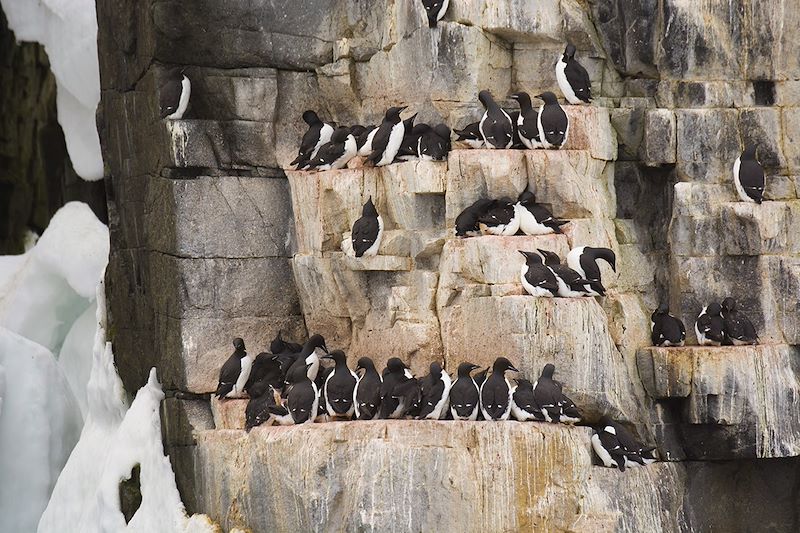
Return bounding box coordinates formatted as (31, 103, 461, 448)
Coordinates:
(0, 0, 103, 180)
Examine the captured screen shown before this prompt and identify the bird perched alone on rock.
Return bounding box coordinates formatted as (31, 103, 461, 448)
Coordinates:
(733, 144, 765, 204)
(305, 127, 357, 171)
(538, 249, 590, 298)
(418, 362, 452, 420)
(215, 337, 253, 399)
(160, 67, 191, 120)
(536, 92, 569, 149)
(421, 0, 449, 27)
(322, 350, 358, 419)
(519, 250, 559, 298)
(453, 121, 484, 149)
(509, 92, 542, 149)
(478, 197, 520, 236)
(651, 304, 686, 347)
(354, 357, 383, 420)
(348, 197, 384, 258)
(480, 357, 518, 421)
(531, 364, 581, 424)
(721, 297, 759, 345)
(695, 303, 726, 346)
(566, 246, 616, 296)
(591, 417, 656, 471)
(515, 190, 568, 235)
(478, 90, 514, 149)
(367, 106, 407, 166)
(291, 110, 334, 168)
(450, 362, 481, 421)
(556, 43, 592, 104)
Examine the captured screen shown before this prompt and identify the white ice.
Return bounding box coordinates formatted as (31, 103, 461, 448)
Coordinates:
(0, 0, 103, 180)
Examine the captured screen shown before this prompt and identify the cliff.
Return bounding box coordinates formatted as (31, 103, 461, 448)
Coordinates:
(94, 0, 800, 531)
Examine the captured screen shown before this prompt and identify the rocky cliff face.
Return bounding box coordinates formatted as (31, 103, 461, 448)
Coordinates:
(95, 0, 800, 530)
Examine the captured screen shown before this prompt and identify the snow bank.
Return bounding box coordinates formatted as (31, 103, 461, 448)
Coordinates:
(0, 328, 83, 533)
(0, 0, 103, 180)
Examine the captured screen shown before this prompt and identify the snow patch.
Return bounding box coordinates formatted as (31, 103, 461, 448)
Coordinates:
(0, 0, 103, 180)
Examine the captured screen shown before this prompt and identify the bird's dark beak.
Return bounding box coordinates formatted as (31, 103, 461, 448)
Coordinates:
(509, 365, 520, 373)
(356, 365, 363, 372)
(399, 105, 408, 111)
(322, 344, 329, 354)
(321, 355, 333, 361)
(518, 250, 528, 257)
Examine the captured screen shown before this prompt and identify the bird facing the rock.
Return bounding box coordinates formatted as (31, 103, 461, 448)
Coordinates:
(291, 110, 334, 168)
(349, 196, 384, 258)
(479, 357, 519, 421)
(478, 90, 514, 149)
(538, 249, 590, 298)
(720, 297, 759, 345)
(305, 127, 357, 171)
(733, 144, 765, 204)
(519, 250, 559, 297)
(509, 92, 542, 149)
(695, 303, 726, 346)
(354, 357, 383, 420)
(531, 363, 581, 424)
(651, 304, 686, 347)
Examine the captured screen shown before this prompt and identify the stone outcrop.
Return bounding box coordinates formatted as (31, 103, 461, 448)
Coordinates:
(91, 0, 800, 530)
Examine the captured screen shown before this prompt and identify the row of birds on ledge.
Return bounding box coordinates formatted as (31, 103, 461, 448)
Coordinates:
(652, 297, 759, 346)
(215, 332, 655, 471)
(288, 42, 592, 171)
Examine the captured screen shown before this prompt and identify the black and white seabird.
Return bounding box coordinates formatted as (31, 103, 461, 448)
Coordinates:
(418, 124, 452, 161)
(566, 246, 616, 296)
(244, 352, 283, 396)
(695, 303, 726, 346)
(245, 379, 279, 430)
(455, 198, 496, 237)
(379, 357, 414, 419)
(538, 249, 590, 298)
(357, 125, 379, 156)
(511, 378, 543, 422)
(509, 92, 542, 149)
(270, 330, 302, 355)
(306, 127, 357, 171)
(291, 110, 335, 168)
(367, 106, 407, 166)
(395, 114, 422, 161)
(354, 357, 383, 420)
(321, 350, 358, 419)
(556, 43, 592, 105)
(215, 337, 253, 398)
(519, 250, 559, 297)
(591, 417, 656, 471)
(515, 190, 568, 235)
(421, 0, 449, 27)
(478, 197, 520, 236)
(391, 377, 422, 419)
(733, 144, 765, 204)
(418, 362, 452, 420)
(286, 364, 319, 424)
(721, 297, 759, 345)
(285, 334, 328, 386)
(449, 362, 481, 421)
(454, 121, 484, 149)
(160, 67, 191, 120)
(478, 90, 514, 149)
(480, 357, 519, 421)
(651, 304, 686, 347)
(536, 92, 569, 149)
(532, 364, 581, 424)
(349, 196, 384, 257)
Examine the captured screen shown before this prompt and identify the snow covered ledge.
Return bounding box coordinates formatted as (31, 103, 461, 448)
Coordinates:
(0, 0, 103, 179)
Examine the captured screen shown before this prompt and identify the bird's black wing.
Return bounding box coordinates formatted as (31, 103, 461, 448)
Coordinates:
(739, 160, 765, 202)
(518, 111, 540, 142)
(326, 372, 357, 415)
(565, 60, 592, 102)
(524, 265, 560, 294)
(552, 265, 589, 291)
(352, 216, 380, 257)
(419, 378, 446, 418)
(481, 378, 509, 419)
(288, 383, 316, 423)
(306, 141, 342, 169)
(367, 123, 393, 163)
(159, 79, 182, 118)
(512, 384, 537, 414)
(215, 355, 241, 397)
(292, 124, 323, 166)
(651, 319, 664, 346)
(709, 316, 727, 343)
(454, 122, 482, 141)
(450, 379, 479, 417)
(245, 392, 276, 430)
(540, 106, 568, 146)
(356, 373, 382, 420)
(661, 316, 685, 344)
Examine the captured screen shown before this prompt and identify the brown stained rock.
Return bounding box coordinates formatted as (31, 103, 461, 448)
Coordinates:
(192, 422, 686, 533)
(210, 397, 247, 430)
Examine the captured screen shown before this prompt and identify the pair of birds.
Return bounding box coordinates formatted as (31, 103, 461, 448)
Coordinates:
(649, 298, 759, 347)
(455, 190, 568, 237)
(520, 247, 617, 298)
(292, 107, 451, 172)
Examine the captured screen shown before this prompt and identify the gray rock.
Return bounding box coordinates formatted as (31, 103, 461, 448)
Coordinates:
(165, 120, 277, 170)
(642, 108, 676, 166)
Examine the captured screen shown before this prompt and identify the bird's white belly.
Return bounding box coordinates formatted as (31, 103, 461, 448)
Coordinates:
(556, 60, 579, 105)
